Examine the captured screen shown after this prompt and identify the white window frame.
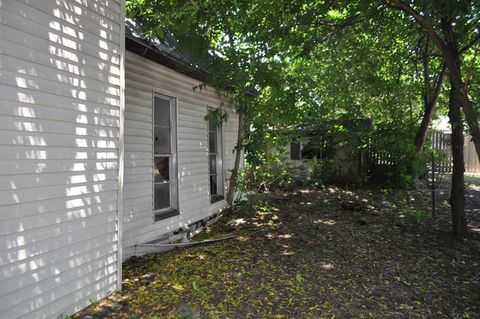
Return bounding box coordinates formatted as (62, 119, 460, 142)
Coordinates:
(153, 92, 178, 221)
(208, 108, 224, 203)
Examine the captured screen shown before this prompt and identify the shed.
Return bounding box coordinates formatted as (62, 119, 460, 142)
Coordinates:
(285, 119, 371, 183)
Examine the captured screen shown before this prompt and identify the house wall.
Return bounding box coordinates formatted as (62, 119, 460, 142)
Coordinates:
(123, 50, 239, 256)
(0, 1, 123, 318)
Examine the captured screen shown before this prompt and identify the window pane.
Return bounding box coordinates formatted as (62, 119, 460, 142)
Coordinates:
(208, 112, 217, 130)
(210, 175, 217, 195)
(290, 142, 301, 160)
(209, 154, 217, 174)
(154, 157, 169, 183)
(154, 127, 171, 154)
(301, 137, 322, 159)
(154, 183, 170, 210)
(208, 109, 222, 198)
(209, 131, 217, 153)
(154, 96, 170, 127)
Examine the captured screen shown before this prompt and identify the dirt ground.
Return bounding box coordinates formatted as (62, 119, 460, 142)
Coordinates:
(73, 177, 480, 319)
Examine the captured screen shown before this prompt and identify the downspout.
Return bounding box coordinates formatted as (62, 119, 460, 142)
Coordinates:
(117, 0, 126, 291)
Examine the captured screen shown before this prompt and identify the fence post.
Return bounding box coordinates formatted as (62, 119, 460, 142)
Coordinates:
(431, 150, 435, 220)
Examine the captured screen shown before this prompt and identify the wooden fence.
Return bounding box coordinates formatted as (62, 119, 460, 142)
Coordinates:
(463, 135, 480, 173)
(430, 132, 480, 173)
(367, 132, 480, 173)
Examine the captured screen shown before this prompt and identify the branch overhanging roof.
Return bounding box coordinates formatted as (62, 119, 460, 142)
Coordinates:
(125, 19, 211, 82)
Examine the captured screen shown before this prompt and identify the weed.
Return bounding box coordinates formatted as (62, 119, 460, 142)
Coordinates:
(88, 298, 99, 306)
(192, 281, 209, 300)
(295, 273, 305, 293)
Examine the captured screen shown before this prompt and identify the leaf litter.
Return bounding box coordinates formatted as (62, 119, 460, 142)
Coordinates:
(73, 184, 480, 319)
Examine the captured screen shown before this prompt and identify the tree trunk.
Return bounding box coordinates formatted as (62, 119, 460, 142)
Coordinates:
(448, 84, 467, 237)
(414, 101, 436, 154)
(440, 18, 467, 237)
(414, 62, 446, 154)
(445, 43, 480, 161)
(226, 112, 244, 206)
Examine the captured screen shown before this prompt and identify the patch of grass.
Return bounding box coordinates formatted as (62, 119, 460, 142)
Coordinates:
(465, 173, 480, 186)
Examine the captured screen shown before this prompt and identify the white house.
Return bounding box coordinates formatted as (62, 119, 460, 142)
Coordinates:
(0, 1, 241, 318)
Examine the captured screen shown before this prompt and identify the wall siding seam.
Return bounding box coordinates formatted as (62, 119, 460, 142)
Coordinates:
(0, 41, 121, 80)
(0, 100, 120, 121)
(0, 209, 117, 243)
(0, 53, 121, 88)
(0, 84, 120, 110)
(1, 231, 118, 280)
(0, 24, 121, 70)
(0, 68, 121, 102)
(3, 1, 121, 39)
(0, 4, 121, 51)
(0, 245, 117, 299)
(0, 257, 118, 310)
(0, 11, 121, 61)
(8, 273, 118, 319)
(0, 221, 118, 259)
(14, 0, 122, 34)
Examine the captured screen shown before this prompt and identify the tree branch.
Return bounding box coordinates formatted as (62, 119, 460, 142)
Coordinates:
(460, 32, 480, 54)
(390, 0, 451, 60)
(422, 35, 431, 105)
(430, 60, 447, 106)
(390, 0, 464, 87)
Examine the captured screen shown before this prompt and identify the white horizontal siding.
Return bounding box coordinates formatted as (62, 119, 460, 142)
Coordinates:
(122, 51, 240, 253)
(0, 1, 122, 318)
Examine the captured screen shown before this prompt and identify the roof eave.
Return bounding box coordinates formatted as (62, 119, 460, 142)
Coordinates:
(125, 35, 211, 83)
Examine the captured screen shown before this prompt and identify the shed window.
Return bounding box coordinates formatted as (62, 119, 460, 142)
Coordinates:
(290, 141, 301, 160)
(208, 109, 224, 203)
(153, 94, 178, 221)
(290, 135, 326, 160)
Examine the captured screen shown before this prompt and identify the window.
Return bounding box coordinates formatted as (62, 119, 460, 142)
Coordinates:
(153, 94, 178, 221)
(290, 135, 327, 160)
(208, 109, 224, 203)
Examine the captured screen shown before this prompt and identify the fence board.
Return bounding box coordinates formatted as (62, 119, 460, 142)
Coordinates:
(430, 132, 479, 173)
(464, 135, 480, 173)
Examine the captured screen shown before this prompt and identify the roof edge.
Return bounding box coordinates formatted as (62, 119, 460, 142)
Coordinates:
(125, 35, 211, 83)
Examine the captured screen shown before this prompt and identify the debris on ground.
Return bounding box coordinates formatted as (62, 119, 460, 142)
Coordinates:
(73, 183, 480, 319)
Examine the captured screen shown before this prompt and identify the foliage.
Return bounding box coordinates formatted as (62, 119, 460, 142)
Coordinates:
(309, 158, 344, 186)
(88, 298, 100, 306)
(238, 123, 294, 192)
(239, 154, 293, 193)
(365, 121, 423, 188)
